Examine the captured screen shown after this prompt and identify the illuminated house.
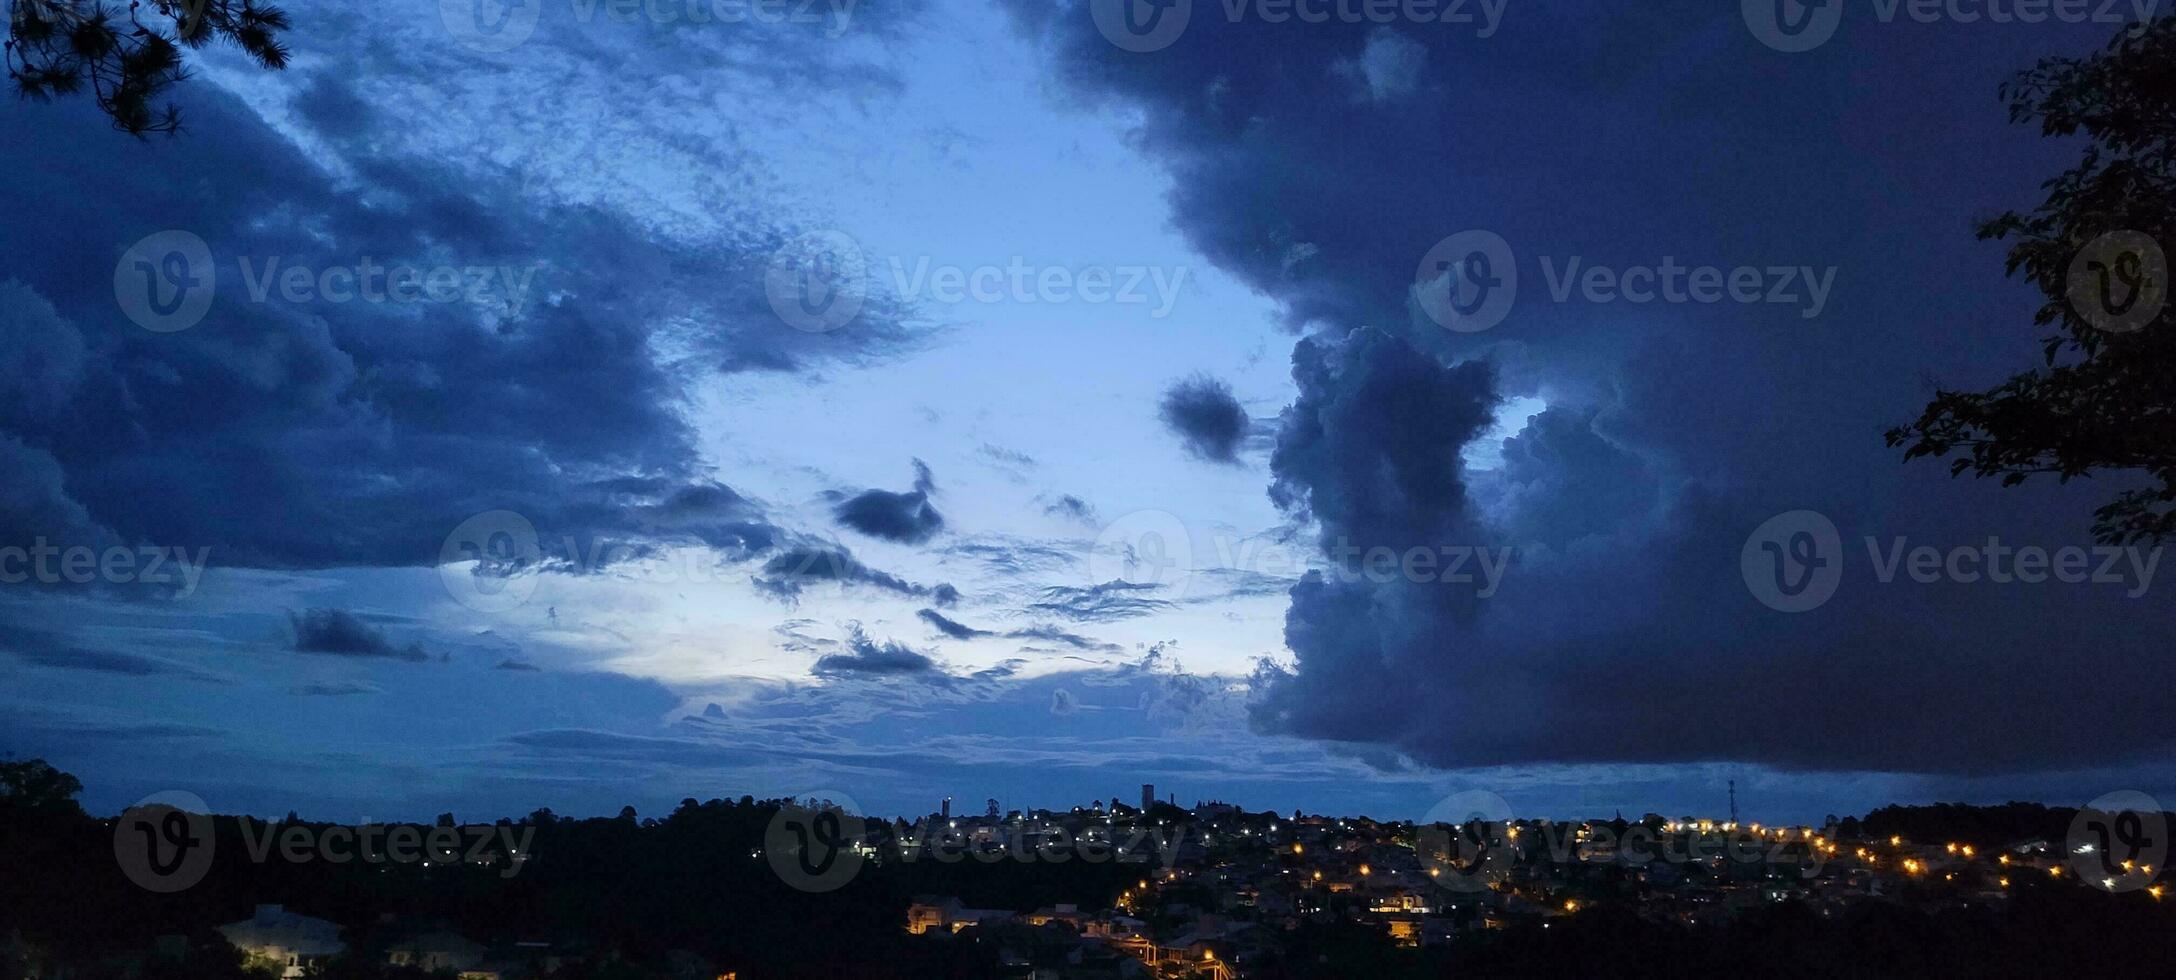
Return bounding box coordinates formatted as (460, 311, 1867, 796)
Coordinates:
(217, 905, 344, 979)
(904, 896, 1015, 935)
(905, 897, 960, 935)
(386, 930, 487, 974)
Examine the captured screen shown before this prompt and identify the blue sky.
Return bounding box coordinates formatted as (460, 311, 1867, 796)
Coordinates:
(3, 0, 2173, 827)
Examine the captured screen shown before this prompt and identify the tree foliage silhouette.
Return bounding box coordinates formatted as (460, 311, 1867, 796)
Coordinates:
(1888, 18, 2176, 543)
(6, 0, 290, 136)
(0, 756, 85, 815)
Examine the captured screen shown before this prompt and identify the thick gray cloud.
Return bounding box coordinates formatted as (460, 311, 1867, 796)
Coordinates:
(1028, 581, 1174, 623)
(1159, 374, 1250, 464)
(917, 608, 992, 640)
(1002, 2, 2176, 779)
(290, 608, 427, 662)
(1006, 624, 1122, 654)
(915, 608, 1120, 653)
(755, 544, 957, 605)
(811, 629, 945, 679)
(1041, 494, 1098, 526)
(293, 681, 381, 696)
(0, 66, 922, 577)
(830, 459, 946, 544)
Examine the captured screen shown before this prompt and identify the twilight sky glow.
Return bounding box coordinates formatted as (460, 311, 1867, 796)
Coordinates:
(3, 0, 2172, 826)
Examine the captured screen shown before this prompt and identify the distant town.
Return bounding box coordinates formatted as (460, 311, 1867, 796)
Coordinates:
(5, 759, 2174, 978)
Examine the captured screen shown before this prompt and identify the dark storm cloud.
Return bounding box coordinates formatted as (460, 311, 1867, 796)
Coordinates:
(944, 538, 1078, 575)
(0, 70, 921, 576)
(1267, 329, 1497, 558)
(915, 608, 1119, 653)
(1159, 374, 1251, 464)
(1479, 406, 1662, 553)
(1041, 494, 1099, 526)
(754, 544, 957, 605)
(1001, 3, 2176, 776)
(1006, 625, 1123, 654)
(290, 608, 428, 662)
(830, 459, 946, 544)
(917, 608, 993, 640)
(1249, 327, 2176, 776)
(293, 681, 381, 697)
(1028, 581, 1174, 623)
(611, 480, 787, 557)
(811, 629, 946, 680)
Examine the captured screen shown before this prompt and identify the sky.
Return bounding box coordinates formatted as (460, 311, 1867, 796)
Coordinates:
(1, 0, 2171, 827)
